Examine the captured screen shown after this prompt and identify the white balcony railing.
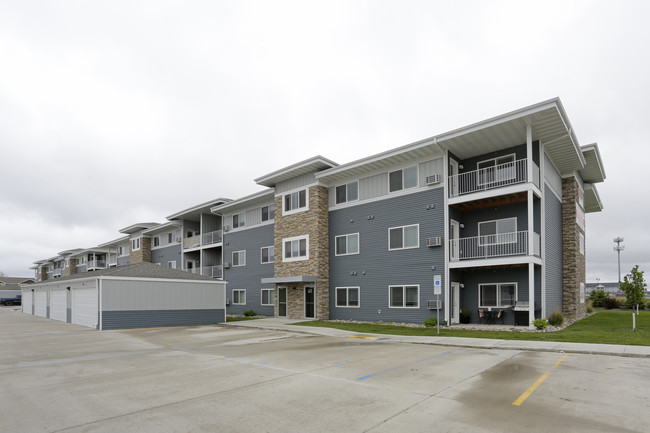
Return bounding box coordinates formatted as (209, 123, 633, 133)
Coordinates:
(202, 265, 223, 279)
(449, 159, 539, 197)
(450, 231, 540, 261)
(87, 259, 107, 269)
(202, 230, 223, 246)
(183, 236, 201, 250)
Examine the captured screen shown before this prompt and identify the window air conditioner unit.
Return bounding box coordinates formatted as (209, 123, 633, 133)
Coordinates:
(226, 299, 230, 306)
(426, 237, 442, 247)
(426, 174, 441, 185)
(426, 300, 442, 310)
(224, 262, 231, 269)
(224, 225, 231, 232)
(176, 237, 182, 242)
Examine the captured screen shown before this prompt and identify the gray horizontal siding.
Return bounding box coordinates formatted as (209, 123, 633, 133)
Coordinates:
(101, 309, 226, 330)
(544, 187, 563, 315)
(117, 256, 130, 266)
(151, 244, 181, 268)
(223, 224, 275, 316)
(459, 202, 530, 238)
(329, 188, 445, 324)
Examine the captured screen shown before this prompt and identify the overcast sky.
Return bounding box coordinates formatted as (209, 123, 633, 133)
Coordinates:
(1, 0, 647, 283)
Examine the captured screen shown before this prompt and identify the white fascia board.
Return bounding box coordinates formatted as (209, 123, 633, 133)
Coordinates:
(142, 221, 182, 235)
(210, 189, 275, 214)
(254, 155, 338, 187)
(166, 198, 232, 220)
(97, 236, 130, 248)
(98, 276, 226, 285)
(580, 143, 606, 182)
(118, 222, 160, 234)
(23, 275, 99, 288)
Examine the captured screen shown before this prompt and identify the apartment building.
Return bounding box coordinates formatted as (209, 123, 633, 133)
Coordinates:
(30, 98, 605, 327)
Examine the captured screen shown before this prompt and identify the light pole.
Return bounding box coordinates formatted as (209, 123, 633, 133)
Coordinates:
(613, 237, 624, 290)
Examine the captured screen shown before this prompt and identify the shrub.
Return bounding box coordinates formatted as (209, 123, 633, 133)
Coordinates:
(533, 318, 548, 330)
(602, 297, 620, 309)
(589, 289, 609, 308)
(424, 317, 437, 327)
(243, 309, 256, 317)
(586, 305, 594, 314)
(460, 309, 471, 324)
(548, 311, 564, 327)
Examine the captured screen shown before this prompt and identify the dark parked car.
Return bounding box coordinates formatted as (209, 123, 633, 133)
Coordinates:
(1, 295, 21, 306)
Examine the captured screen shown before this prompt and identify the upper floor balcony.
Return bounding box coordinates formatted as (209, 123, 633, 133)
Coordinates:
(449, 158, 540, 198)
(185, 265, 223, 279)
(450, 230, 540, 263)
(183, 230, 223, 250)
(87, 259, 107, 270)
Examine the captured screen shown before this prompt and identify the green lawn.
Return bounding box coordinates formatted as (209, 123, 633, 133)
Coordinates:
(293, 310, 650, 346)
(226, 316, 262, 322)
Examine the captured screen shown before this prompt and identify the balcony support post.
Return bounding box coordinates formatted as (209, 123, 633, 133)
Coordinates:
(528, 262, 535, 329)
(528, 189, 534, 256)
(526, 124, 533, 183)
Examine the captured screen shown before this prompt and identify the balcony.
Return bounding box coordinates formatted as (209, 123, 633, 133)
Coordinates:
(87, 259, 107, 270)
(183, 230, 223, 250)
(449, 159, 540, 198)
(450, 231, 540, 262)
(202, 265, 223, 279)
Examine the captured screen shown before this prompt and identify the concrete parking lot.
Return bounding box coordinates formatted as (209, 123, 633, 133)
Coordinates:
(1, 307, 649, 432)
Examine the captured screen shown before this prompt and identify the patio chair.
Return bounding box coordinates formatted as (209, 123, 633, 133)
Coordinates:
(496, 309, 505, 325)
(478, 309, 485, 324)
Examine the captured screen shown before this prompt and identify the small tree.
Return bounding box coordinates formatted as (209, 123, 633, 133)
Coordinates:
(620, 265, 647, 311)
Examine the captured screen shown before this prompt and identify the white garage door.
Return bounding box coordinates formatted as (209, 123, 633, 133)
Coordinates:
(72, 287, 98, 328)
(34, 291, 48, 317)
(22, 291, 33, 315)
(50, 289, 68, 322)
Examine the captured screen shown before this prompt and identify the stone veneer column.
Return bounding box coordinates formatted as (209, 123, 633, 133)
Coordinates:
(130, 237, 152, 264)
(64, 260, 76, 276)
(273, 185, 330, 320)
(562, 177, 586, 321)
(39, 267, 47, 281)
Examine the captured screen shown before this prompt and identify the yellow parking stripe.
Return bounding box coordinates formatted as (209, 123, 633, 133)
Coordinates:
(512, 353, 568, 406)
(347, 335, 377, 340)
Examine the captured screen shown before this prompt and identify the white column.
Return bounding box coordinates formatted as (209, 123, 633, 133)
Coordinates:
(526, 124, 533, 183)
(529, 262, 535, 328)
(528, 190, 534, 255)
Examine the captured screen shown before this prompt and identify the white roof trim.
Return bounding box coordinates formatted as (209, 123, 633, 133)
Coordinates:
(255, 155, 338, 187)
(211, 189, 275, 213)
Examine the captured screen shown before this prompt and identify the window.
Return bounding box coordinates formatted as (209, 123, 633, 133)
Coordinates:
(261, 246, 275, 264)
(479, 283, 517, 307)
(389, 285, 419, 308)
(389, 225, 419, 250)
(233, 289, 246, 305)
(478, 217, 517, 246)
(335, 233, 359, 256)
(283, 235, 309, 261)
(232, 250, 246, 267)
(76, 257, 86, 265)
(336, 287, 360, 307)
(261, 288, 275, 306)
(168, 232, 174, 244)
(132, 238, 140, 251)
(153, 236, 160, 247)
(262, 204, 275, 222)
(335, 182, 359, 204)
(477, 154, 515, 185)
(389, 166, 418, 192)
(167, 261, 177, 269)
(233, 213, 245, 229)
(283, 189, 307, 213)
(579, 233, 585, 255)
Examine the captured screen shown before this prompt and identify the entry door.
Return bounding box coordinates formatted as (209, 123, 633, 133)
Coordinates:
(304, 286, 315, 319)
(449, 159, 459, 197)
(450, 282, 460, 324)
(278, 287, 287, 317)
(450, 219, 460, 261)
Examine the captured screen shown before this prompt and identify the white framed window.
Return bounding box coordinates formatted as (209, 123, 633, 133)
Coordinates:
(76, 257, 86, 265)
(478, 217, 517, 246)
(479, 282, 517, 307)
(477, 154, 516, 185)
(335, 182, 359, 204)
(233, 289, 246, 305)
(389, 285, 419, 308)
(579, 233, 585, 255)
(389, 224, 419, 250)
(117, 245, 128, 256)
(167, 261, 177, 269)
(335, 233, 359, 256)
(153, 236, 160, 247)
(232, 250, 246, 267)
(283, 189, 308, 214)
(389, 166, 418, 192)
(261, 246, 275, 264)
(167, 232, 174, 244)
(283, 235, 309, 262)
(261, 288, 275, 306)
(336, 287, 360, 307)
(132, 238, 141, 251)
(233, 213, 245, 229)
(262, 204, 275, 222)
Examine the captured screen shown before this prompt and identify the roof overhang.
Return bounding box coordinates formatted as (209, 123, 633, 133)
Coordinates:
(579, 144, 606, 183)
(315, 137, 444, 185)
(97, 235, 130, 247)
(255, 156, 338, 187)
(58, 248, 84, 257)
(584, 183, 603, 213)
(119, 222, 160, 234)
(142, 221, 182, 235)
(261, 276, 318, 284)
(211, 189, 275, 214)
(166, 198, 232, 221)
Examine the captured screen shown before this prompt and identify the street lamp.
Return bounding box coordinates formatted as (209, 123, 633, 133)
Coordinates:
(613, 237, 624, 289)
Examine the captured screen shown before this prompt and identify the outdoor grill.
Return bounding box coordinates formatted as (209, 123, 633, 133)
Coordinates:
(513, 301, 530, 326)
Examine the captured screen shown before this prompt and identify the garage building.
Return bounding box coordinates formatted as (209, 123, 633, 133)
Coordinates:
(21, 263, 226, 330)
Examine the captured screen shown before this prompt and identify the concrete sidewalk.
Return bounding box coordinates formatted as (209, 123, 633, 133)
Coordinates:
(227, 318, 650, 358)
